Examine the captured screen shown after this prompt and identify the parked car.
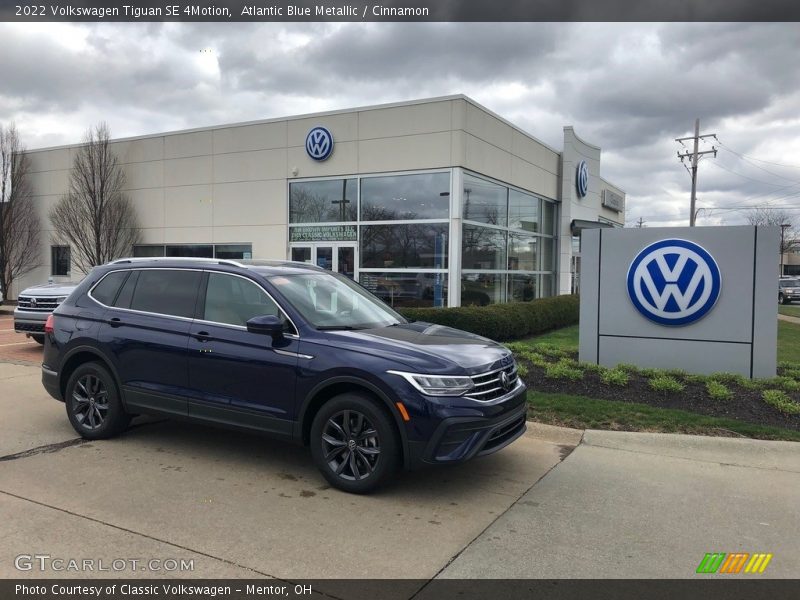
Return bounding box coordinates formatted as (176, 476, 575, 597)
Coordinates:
(14, 281, 80, 344)
(41, 258, 526, 493)
(778, 278, 800, 305)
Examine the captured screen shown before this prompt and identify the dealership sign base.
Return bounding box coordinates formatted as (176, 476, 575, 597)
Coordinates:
(579, 226, 779, 378)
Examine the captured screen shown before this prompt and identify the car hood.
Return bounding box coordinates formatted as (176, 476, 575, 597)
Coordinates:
(19, 282, 80, 297)
(324, 321, 513, 375)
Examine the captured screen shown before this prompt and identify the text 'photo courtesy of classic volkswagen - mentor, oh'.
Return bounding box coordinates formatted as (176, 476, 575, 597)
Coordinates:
(40, 258, 527, 494)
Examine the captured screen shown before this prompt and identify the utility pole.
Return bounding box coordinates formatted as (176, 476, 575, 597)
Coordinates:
(676, 119, 717, 226)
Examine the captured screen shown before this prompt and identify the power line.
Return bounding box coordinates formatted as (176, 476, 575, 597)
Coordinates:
(714, 141, 800, 183)
(706, 160, 798, 187)
(714, 140, 800, 170)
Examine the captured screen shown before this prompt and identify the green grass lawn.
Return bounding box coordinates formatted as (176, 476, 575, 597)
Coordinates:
(528, 391, 800, 442)
(520, 324, 579, 349)
(779, 304, 800, 318)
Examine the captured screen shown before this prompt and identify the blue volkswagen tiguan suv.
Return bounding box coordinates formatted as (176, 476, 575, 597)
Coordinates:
(42, 258, 527, 493)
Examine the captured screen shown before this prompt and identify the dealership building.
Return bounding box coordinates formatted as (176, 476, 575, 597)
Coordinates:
(21, 95, 625, 307)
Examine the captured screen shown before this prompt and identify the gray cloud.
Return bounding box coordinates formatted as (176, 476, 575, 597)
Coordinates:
(1, 22, 799, 227)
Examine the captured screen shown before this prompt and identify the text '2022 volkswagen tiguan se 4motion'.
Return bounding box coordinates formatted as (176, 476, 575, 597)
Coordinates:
(41, 258, 527, 493)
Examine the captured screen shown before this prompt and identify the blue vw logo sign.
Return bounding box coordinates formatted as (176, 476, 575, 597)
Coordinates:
(627, 239, 721, 326)
(305, 126, 333, 161)
(576, 161, 589, 198)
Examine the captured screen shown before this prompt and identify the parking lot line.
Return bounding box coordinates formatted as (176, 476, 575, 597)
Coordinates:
(0, 342, 35, 347)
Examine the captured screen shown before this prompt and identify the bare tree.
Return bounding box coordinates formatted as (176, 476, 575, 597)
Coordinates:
(745, 207, 798, 255)
(49, 123, 140, 272)
(0, 123, 40, 304)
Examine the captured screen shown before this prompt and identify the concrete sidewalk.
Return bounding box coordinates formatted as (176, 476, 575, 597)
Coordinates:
(438, 430, 800, 579)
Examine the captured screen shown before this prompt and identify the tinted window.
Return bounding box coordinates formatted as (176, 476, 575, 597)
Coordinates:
(290, 179, 357, 223)
(92, 271, 129, 306)
(203, 273, 282, 328)
(130, 270, 201, 318)
(360, 223, 449, 268)
(360, 173, 450, 220)
(463, 175, 508, 226)
(114, 270, 139, 309)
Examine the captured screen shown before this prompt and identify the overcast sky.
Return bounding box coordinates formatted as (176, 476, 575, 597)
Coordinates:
(2, 22, 799, 227)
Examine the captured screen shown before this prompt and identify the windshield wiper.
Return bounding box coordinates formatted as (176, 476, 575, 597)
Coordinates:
(316, 325, 362, 331)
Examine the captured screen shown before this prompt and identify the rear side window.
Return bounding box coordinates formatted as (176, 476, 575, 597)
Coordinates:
(91, 271, 129, 306)
(114, 270, 139, 309)
(130, 270, 201, 318)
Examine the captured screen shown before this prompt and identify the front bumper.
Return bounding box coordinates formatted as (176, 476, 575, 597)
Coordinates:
(406, 382, 528, 468)
(14, 311, 48, 334)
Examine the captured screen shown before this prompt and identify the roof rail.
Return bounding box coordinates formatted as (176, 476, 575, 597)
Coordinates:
(108, 257, 245, 267)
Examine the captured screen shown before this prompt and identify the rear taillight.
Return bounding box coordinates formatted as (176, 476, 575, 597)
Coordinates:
(44, 314, 54, 334)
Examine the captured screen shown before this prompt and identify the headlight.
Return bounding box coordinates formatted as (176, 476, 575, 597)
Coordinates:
(387, 371, 474, 396)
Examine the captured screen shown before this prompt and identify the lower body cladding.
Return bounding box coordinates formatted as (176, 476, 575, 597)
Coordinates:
(404, 382, 528, 468)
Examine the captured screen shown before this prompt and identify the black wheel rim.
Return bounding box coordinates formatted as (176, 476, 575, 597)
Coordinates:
(322, 410, 380, 481)
(72, 374, 109, 430)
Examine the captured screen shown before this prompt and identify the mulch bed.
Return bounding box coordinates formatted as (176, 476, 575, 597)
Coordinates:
(521, 363, 800, 432)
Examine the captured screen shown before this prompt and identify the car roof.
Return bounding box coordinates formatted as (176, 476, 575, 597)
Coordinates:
(106, 257, 324, 276)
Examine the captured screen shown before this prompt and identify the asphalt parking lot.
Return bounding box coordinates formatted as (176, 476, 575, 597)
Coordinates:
(0, 315, 798, 591)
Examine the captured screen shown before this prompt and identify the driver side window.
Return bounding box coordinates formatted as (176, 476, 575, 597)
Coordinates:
(203, 273, 290, 330)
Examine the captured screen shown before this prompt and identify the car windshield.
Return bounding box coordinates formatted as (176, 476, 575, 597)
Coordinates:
(780, 279, 800, 287)
(268, 272, 406, 330)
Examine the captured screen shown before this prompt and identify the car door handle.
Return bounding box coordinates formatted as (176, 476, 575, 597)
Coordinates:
(108, 317, 122, 328)
(194, 331, 211, 342)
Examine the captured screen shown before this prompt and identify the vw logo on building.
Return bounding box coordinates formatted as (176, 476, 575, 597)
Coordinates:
(305, 126, 333, 161)
(576, 160, 589, 198)
(626, 239, 721, 326)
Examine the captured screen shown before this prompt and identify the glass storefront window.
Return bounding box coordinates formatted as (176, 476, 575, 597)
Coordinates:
(166, 244, 213, 258)
(361, 173, 450, 221)
(508, 232, 538, 271)
(214, 244, 252, 259)
(542, 200, 555, 235)
(508, 274, 538, 303)
(509, 190, 539, 232)
(289, 179, 357, 223)
(462, 225, 506, 270)
(133, 245, 165, 258)
(463, 174, 508, 226)
(361, 223, 448, 269)
(541, 235, 554, 272)
(360, 272, 447, 308)
(461, 273, 505, 305)
(541, 274, 554, 297)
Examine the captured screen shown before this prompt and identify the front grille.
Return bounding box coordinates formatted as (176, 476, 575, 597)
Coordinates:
(15, 322, 45, 333)
(465, 363, 519, 402)
(17, 296, 61, 312)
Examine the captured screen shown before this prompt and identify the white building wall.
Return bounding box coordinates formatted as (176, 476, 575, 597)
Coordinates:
(16, 95, 622, 303)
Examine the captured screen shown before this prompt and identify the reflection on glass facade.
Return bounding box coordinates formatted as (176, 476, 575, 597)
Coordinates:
(461, 172, 557, 304)
(462, 225, 506, 270)
(361, 223, 448, 269)
(508, 232, 538, 271)
(361, 173, 450, 221)
(509, 189, 539, 232)
(289, 179, 357, 223)
(360, 272, 448, 309)
(461, 273, 505, 306)
(463, 174, 508, 226)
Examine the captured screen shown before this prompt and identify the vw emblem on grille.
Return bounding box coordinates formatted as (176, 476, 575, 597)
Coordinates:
(627, 238, 721, 326)
(499, 370, 512, 392)
(30, 298, 37, 308)
(576, 160, 589, 198)
(305, 126, 333, 161)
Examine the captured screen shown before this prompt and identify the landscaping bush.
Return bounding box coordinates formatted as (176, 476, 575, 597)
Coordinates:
(601, 367, 629, 387)
(705, 380, 733, 401)
(649, 375, 685, 394)
(762, 389, 800, 415)
(399, 295, 579, 341)
(544, 361, 583, 381)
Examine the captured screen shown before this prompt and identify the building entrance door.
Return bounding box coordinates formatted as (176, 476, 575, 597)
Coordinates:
(290, 243, 358, 280)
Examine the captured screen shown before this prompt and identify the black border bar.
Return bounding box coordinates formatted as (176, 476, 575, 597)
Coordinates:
(2, 0, 800, 22)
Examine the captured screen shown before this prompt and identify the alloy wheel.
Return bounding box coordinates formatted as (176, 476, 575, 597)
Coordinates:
(321, 409, 381, 481)
(72, 374, 109, 430)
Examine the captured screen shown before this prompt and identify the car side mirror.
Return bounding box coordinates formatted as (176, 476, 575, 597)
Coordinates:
(246, 315, 284, 341)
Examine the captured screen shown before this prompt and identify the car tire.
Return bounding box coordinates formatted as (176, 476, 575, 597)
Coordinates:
(310, 393, 400, 494)
(31, 335, 45, 345)
(65, 362, 130, 440)
(780, 293, 788, 305)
